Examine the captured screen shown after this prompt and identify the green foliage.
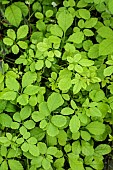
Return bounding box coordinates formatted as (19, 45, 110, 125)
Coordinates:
(0, 0, 113, 169)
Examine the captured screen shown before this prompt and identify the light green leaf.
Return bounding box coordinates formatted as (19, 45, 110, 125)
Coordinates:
(83, 29, 94, 36)
(38, 142, 47, 154)
(17, 94, 28, 105)
(81, 131, 91, 141)
(86, 121, 105, 135)
(78, 9, 90, 19)
(61, 107, 74, 115)
(0, 113, 12, 127)
(8, 160, 24, 170)
(72, 141, 81, 155)
(39, 102, 50, 116)
(7, 29, 16, 40)
(89, 107, 102, 117)
(68, 32, 84, 44)
(69, 115, 80, 133)
(0, 91, 17, 101)
(82, 141, 94, 156)
(84, 18, 98, 28)
(14, 2, 29, 17)
(20, 105, 31, 120)
(1, 161, 8, 170)
(22, 71, 37, 88)
(50, 24, 63, 37)
(51, 115, 67, 127)
(45, 10, 53, 18)
(68, 153, 85, 170)
(29, 95, 37, 106)
(57, 10, 73, 33)
(32, 111, 45, 122)
(104, 66, 113, 76)
(47, 123, 59, 137)
(24, 120, 35, 130)
(5, 4, 22, 27)
(35, 60, 44, 70)
(57, 130, 67, 146)
(95, 144, 111, 155)
(11, 122, 20, 129)
(97, 26, 113, 38)
(73, 79, 82, 94)
(21, 142, 29, 152)
(24, 85, 39, 95)
(78, 59, 94, 66)
(42, 158, 51, 170)
(58, 78, 72, 91)
(6, 76, 19, 91)
(17, 41, 28, 49)
(99, 39, 113, 55)
(88, 44, 99, 59)
(108, 0, 113, 14)
(47, 92, 64, 112)
(17, 25, 29, 40)
(3, 37, 14, 46)
(29, 144, 39, 157)
(12, 44, 19, 54)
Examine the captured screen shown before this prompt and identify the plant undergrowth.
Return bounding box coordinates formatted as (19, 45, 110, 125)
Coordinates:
(0, 0, 113, 169)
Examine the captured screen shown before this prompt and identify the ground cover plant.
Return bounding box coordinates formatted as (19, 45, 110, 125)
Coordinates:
(0, 0, 113, 169)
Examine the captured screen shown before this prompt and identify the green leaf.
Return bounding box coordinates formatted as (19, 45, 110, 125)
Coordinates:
(83, 29, 94, 36)
(108, 0, 113, 14)
(42, 158, 51, 170)
(11, 122, 20, 129)
(78, 9, 90, 19)
(24, 85, 39, 95)
(7, 29, 16, 40)
(81, 131, 91, 141)
(95, 144, 111, 155)
(69, 115, 80, 133)
(38, 142, 47, 154)
(82, 141, 94, 156)
(22, 71, 37, 88)
(0, 91, 17, 101)
(78, 59, 94, 66)
(89, 107, 102, 117)
(84, 18, 98, 28)
(5, 4, 22, 27)
(58, 78, 72, 91)
(17, 94, 28, 105)
(51, 115, 67, 127)
(8, 160, 24, 170)
(29, 144, 39, 156)
(12, 45, 19, 54)
(6, 76, 19, 91)
(47, 123, 59, 137)
(17, 41, 28, 49)
(14, 2, 29, 17)
(29, 95, 37, 106)
(97, 26, 113, 38)
(50, 24, 63, 37)
(17, 25, 29, 40)
(57, 10, 73, 33)
(1, 160, 8, 170)
(39, 102, 50, 116)
(104, 66, 113, 76)
(68, 32, 84, 44)
(86, 121, 105, 135)
(61, 107, 74, 115)
(99, 39, 113, 55)
(68, 153, 85, 170)
(72, 141, 81, 155)
(35, 60, 44, 70)
(24, 120, 35, 130)
(21, 142, 29, 152)
(3, 37, 14, 46)
(36, 20, 46, 32)
(57, 129, 67, 146)
(20, 105, 31, 120)
(0, 113, 12, 127)
(47, 92, 64, 112)
(88, 44, 99, 59)
(45, 10, 53, 18)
